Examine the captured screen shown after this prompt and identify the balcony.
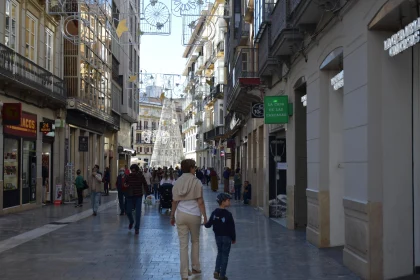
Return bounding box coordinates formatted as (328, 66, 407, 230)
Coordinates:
(136, 125, 142, 131)
(289, 0, 324, 35)
(236, 18, 251, 46)
(216, 41, 225, 56)
(203, 85, 223, 108)
(271, 0, 303, 57)
(195, 113, 204, 126)
(195, 56, 204, 74)
(182, 117, 196, 133)
(254, 0, 276, 43)
(258, 25, 279, 82)
(226, 48, 261, 115)
(182, 94, 194, 111)
(204, 126, 225, 142)
(0, 43, 66, 107)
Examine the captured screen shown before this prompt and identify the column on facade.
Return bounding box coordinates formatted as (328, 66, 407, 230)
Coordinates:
(0, 111, 4, 209)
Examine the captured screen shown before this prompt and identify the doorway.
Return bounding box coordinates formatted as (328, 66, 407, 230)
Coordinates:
(294, 81, 308, 228)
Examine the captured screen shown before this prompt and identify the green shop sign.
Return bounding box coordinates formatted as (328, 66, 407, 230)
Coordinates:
(264, 96, 289, 124)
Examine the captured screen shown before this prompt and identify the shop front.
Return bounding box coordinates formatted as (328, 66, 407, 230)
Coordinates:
(3, 112, 37, 209)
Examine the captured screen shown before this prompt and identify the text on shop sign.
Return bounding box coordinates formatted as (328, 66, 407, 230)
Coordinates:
(331, 70, 344, 90)
(264, 96, 289, 124)
(4, 112, 37, 138)
(384, 18, 420, 57)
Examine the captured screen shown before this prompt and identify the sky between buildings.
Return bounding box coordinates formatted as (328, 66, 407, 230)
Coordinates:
(140, 16, 186, 75)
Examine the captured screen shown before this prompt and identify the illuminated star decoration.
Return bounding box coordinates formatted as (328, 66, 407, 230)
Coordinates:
(116, 19, 129, 38)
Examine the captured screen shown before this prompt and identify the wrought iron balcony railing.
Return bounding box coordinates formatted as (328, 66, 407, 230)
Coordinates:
(204, 126, 225, 141)
(0, 43, 66, 103)
(226, 48, 258, 107)
(271, 0, 288, 44)
(290, 0, 302, 14)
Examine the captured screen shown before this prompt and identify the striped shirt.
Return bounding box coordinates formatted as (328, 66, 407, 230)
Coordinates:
(125, 172, 148, 197)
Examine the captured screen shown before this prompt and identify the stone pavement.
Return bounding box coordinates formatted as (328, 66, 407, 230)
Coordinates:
(0, 185, 359, 280)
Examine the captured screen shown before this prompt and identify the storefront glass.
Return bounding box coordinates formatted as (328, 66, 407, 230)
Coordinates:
(3, 138, 20, 208)
(22, 141, 36, 204)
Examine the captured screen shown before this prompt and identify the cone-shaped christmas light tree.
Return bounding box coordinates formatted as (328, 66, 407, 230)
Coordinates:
(150, 98, 183, 167)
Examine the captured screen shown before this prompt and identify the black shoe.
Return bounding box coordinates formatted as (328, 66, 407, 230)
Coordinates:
(119, 212, 125, 216)
(135, 229, 139, 235)
(129, 223, 133, 230)
(93, 212, 97, 216)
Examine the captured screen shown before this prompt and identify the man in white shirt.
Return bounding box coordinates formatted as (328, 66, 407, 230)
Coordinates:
(143, 168, 152, 196)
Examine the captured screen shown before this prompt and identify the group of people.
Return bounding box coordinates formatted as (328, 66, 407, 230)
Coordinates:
(74, 160, 240, 280)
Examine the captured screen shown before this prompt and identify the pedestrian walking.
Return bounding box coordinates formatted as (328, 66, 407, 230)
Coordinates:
(143, 168, 152, 198)
(74, 169, 85, 207)
(89, 165, 103, 216)
(233, 171, 242, 202)
(103, 167, 110, 196)
(210, 168, 219, 192)
(124, 164, 148, 234)
(205, 193, 236, 280)
(243, 181, 252, 205)
(206, 168, 211, 185)
(223, 167, 231, 193)
(151, 169, 160, 200)
(116, 168, 127, 215)
(170, 159, 208, 280)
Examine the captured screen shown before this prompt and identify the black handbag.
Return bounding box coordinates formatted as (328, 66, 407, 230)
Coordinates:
(83, 180, 89, 190)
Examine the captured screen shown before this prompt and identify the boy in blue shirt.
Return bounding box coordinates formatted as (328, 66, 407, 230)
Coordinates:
(205, 193, 236, 280)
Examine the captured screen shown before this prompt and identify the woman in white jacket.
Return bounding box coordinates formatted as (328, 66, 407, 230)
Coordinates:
(170, 159, 208, 280)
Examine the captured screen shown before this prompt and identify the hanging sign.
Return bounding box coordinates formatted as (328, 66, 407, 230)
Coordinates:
(384, 18, 420, 57)
(264, 96, 289, 124)
(4, 112, 37, 139)
(40, 122, 53, 133)
(331, 70, 344, 90)
(2, 103, 22, 125)
(251, 102, 264, 118)
(79, 136, 89, 152)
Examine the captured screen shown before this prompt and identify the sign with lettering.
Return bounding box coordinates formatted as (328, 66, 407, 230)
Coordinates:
(40, 122, 53, 133)
(264, 96, 289, 124)
(384, 18, 420, 57)
(251, 103, 264, 118)
(2, 103, 22, 125)
(4, 112, 37, 138)
(79, 136, 89, 152)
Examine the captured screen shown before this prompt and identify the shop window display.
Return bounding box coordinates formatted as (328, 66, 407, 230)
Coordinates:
(3, 138, 19, 208)
(22, 141, 36, 204)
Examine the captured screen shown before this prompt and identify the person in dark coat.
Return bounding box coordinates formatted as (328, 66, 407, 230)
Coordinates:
(103, 167, 110, 196)
(125, 164, 149, 234)
(115, 168, 127, 215)
(196, 168, 204, 183)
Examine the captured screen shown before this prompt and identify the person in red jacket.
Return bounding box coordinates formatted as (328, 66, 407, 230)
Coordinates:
(124, 164, 148, 235)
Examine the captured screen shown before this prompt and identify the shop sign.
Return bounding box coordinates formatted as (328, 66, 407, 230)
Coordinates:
(264, 96, 289, 124)
(331, 70, 344, 90)
(2, 103, 22, 125)
(40, 122, 53, 133)
(4, 112, 37, 139)
(384, 18, 420, 57)
(79, 136, 89, 152)
(55, 119, 66, 128)
(251, 102, 264, 118)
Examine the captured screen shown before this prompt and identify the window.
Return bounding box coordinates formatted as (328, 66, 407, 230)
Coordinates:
(144, 121, 148, 129)
(152, 122, 156, 129)
(139, 147, 142, 153)
(5, 0, 18, 50)
(25, 13, 37, 62)
(45, 28, 53, 72)
(219, 109, 224, 125)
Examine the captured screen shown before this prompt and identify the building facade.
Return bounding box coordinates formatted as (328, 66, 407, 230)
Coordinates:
(0, 0, 67, 213)
(224, 0, 420, 278)
(181, 0, 227, 173)
(63, 0, 139, 188)
(134, 96, 162, 166)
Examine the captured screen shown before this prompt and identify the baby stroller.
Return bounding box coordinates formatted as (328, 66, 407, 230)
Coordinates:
(159, 183, 173, 213)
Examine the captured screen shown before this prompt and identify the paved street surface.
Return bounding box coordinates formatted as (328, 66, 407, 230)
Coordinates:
(0, 185, 359, 280)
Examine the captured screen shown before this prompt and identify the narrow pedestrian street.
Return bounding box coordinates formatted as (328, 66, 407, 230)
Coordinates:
(0, 185, 358, 280)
